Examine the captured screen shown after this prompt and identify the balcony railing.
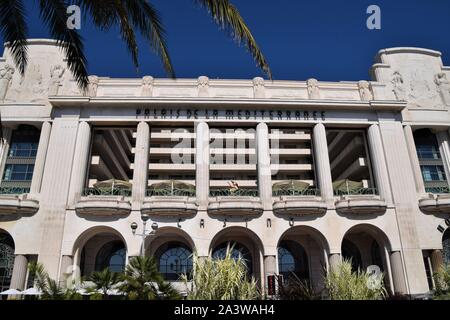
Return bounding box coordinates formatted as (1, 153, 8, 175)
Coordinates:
(273, 187, 320, 197)
(82, 187, 132, 197)
(146, 188, 196, 197)
(0, 186, 30, 195)
(425, 186, 450, 194)
(334, 188, 378, 196)
(209, 188, 259, 197)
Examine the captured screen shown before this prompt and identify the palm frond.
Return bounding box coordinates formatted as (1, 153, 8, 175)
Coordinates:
(0, 0, 28, 74)
(196, 0, 272, 79)
(39, 0, 89, 89)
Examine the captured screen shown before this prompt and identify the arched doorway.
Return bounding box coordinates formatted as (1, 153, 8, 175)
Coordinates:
(342, 238, 363, 271)
(94, 241, 126, 273)
(212, 241, 253, 274)
(155, 242, 193, 281)
(0, 231, 14, 292)
(443, 228, 450, 265)
(277, 226, 329, 291)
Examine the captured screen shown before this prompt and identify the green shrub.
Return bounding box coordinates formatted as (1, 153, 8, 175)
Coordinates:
(433, 264, 450, 296)
(276, 273, 320, 300)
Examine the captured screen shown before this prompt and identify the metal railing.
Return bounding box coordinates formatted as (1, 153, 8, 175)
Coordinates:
(425, 186, 450, 194)
(0, 186, 30, 195)
(272, 187, 320, 197)
(146, 188, 196, 197)
(334, 188, 378, 196)
(209, 188, 259, 197)
(82, 187, 132, 197)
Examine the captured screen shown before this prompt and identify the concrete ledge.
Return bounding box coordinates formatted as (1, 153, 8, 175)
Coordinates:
(0, 194, 39, 216)
(142, 196, 198, 217)
(75, 196, 131, 216)
(208, 197, 264, 217)
(335, 195, 387, 215)
(419, 194, 450, 214)
(273, 196, 327, 216)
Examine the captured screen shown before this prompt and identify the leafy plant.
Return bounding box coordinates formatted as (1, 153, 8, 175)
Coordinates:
(87, 268, 121, 299)
(118, 256, 180, 300)
(276, 273, 320, 300)
(183, 249, 260, 300)
(324, 259, 386, 300)
(433, 264, 450, 296)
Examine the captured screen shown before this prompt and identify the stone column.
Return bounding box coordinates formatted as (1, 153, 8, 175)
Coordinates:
(30, 122, 52, 195)
(67, 122, 92, 205)
(367, 124, 393, 204)
(59, 255, 74, 287)
(430, 250, 444, 273)
(436, 130, 450, 188)
(263, 255, 277, 295)
(328, 253, 341, 271)
(196, 122, 210, 210)
(0, 127, 12, 184)
(403, 125, 426, 193)
(132, 122, 150, 206)
(9, 255, 28, 290)
(389, 251, 408, 295)
(313, 123, 334, 202)
(256, 123, 272, 210)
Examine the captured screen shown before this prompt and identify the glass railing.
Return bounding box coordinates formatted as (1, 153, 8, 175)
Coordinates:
(82, 187, 132, 197)
(209, 188, 259, 197)
(425, 186, 450, 194)
(334, 188, 378, 196)
(146, 188, 196, 197)
(0, 186, 30, 195)
(272, 187, 320, 197)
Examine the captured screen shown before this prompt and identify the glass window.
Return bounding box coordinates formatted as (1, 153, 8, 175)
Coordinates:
(0, 233, 15, 292)
(3, 164, 35, 181)
(8, 142, 38, 158)
(416, 145, 441, 160)
(157, 242, 193, 281)
(95, 241, 126, 273)
(277, 240, 309, 281)
(421, 165, 446, 182)
(212, 242, 252, 274)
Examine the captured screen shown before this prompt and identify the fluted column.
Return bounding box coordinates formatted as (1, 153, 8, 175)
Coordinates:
(430, 250, 444, 273)
(436, 131, 450, 188)
(132, 122, 150, 205)
(264, 255, 277, 295)
(196, 122, 210, 210)
(367, 124, 392, 204)
(59, 255, 74, 287)
(0, 127, 12, 184)
(403, 125, 426, 193)
(313, 123, 334, 202)
(389, 251, 408, 295)
(67, 122, 92, 205)
(328, 253, 341, 271)
(9, 255, 28, 291)
(256, 123, 272, 210)
(30, 122, 52, 195)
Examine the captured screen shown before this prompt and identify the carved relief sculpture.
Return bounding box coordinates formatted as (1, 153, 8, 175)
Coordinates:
(88, 75, 99, 97)
(198, 76, 210, 97)
(391, 71, 406, 100)
(253, 77, 265, 99)
(48, 65, 65, 96)
(0, 64, 15, 101)
(141, 76, 154, 97)
(358, 80, 373, 101)
(307, 78, 320, 99)
(435, 72, 450, 106)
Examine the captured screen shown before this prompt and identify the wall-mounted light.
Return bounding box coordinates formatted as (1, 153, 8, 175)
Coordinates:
(267, 218, 272, 228)
(177, 218, 182, 228)
(151, 222, 158, 231)
(223, 219, 227, 228)
(130, 222, 138, 235)
(289, 218, 294, 227)
(446, 219, 450, 227)
(200, 219, 205, 228)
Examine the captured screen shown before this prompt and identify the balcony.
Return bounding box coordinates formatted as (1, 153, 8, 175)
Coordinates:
(208, 188, 263, 217)
(0, 187, 39, 217)
(142, 182, 197, 217)
(334, 188, 387, 215)
(272, 187, 327, 216)
(75, 186, 132, 217)
(419, 186, 450, 214)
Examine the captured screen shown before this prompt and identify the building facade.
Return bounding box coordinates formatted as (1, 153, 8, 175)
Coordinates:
(0, 39, 450, 297)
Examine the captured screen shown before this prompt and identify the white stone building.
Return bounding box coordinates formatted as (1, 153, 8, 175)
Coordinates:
(0, 39, 449, 297)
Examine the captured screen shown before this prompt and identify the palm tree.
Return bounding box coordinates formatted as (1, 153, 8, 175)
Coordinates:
(118, 256, 180, 300)
(28, 261, 70, 300)
(0, 0, 272, 90)
(87, 268, 121, 299)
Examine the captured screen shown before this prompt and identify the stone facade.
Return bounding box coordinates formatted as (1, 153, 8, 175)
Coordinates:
(0, 39, 449, 297)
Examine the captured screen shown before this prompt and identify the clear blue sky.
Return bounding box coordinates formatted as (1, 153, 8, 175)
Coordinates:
(1, 0, 450, 81)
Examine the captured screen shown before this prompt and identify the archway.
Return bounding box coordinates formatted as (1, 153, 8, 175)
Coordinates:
(277, 226, 329, 291)
(0, 230, 14, 292)
(209, 227, 264, 282)
(73, 227, 127, 276)
(443, 228, 450, 265)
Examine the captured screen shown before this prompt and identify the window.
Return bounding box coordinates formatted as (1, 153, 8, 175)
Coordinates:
(9, 142, 38, 158)
(3, 164, 35, 181)
(277, 240, 309, 281)
(443, 229, 450, 265)
(95, 241, 126, 273)
(421, 165, 446, 182)
(212, 242, 252, 274)
(157, 242, 193, 281)
(0, 233, 15, 292)
(417, 145, 441, 160)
